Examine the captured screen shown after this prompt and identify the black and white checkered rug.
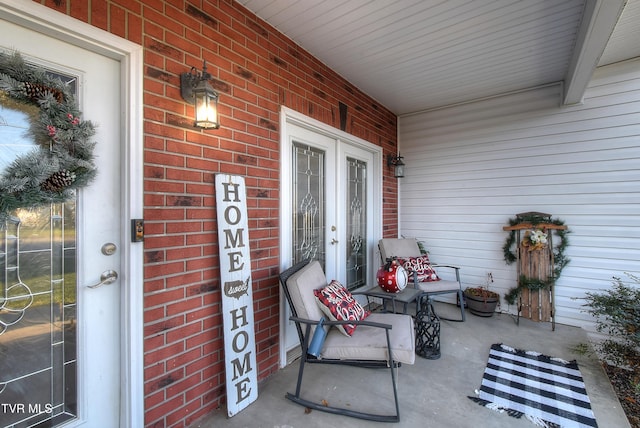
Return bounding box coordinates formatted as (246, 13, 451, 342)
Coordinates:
(469, 343, 598, 428)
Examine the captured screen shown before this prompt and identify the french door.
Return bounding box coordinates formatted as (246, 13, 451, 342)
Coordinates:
(279, 108, 382, 364)
(0, 2, 143, 427)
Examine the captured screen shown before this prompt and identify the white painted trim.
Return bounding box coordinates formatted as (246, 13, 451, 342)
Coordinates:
(278, 106, 383, 367)
(278, 110, 294, 369)
(563, 0, 627, 105)
(399, 82, 563, 117)
(0, 2, 144, 427)
(396, 123, 401, 236)
(119, 40, 145, 428)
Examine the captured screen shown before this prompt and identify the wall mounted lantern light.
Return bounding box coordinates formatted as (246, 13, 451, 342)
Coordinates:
(387, 154, 405, 178)
(180, 61, 220, 129)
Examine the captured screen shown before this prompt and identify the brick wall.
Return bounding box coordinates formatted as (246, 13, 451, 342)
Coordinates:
(37, 1, 398, 426)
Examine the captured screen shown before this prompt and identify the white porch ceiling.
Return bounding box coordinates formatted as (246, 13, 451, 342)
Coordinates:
(237, 0, 638, 116)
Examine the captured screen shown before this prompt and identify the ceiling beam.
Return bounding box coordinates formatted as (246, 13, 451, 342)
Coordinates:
(563, 0, 627, 105)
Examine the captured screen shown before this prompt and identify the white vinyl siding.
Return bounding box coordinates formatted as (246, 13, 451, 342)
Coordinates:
(398, 58, 640, 331)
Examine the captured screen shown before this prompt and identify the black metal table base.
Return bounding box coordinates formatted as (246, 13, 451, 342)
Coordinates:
(415, 302, 440, 359)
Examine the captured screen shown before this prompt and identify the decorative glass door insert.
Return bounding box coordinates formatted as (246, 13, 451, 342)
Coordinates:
(292, 143, 325, 268)
(290, 146, 369, 290)
(345, 157, 367, 290)
(0, 72, 78, 428)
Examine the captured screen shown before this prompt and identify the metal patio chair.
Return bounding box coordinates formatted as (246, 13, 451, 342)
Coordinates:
(279, 260, 415, 422)
(379, 238, 466, 322)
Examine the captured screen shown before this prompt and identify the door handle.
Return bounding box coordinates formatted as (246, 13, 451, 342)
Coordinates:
(331, 238, 339, 245)
(87, 270, 118, 289)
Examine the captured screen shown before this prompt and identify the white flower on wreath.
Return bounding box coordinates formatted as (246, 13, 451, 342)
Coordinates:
(529, 229, 548, 245)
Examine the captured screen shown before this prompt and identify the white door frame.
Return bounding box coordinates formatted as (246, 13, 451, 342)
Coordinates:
(278, 106, 383, 367)
(0, 1, 144, 426)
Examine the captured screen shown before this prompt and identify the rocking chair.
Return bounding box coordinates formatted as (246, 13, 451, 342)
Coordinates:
(279, 260, 415, 422)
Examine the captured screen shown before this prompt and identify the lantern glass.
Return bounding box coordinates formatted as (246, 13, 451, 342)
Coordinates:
(394, 158, 405, 178)
(193, 80, 219, 129)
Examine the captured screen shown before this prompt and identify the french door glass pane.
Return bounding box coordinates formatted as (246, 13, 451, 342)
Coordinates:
(345, 157, 367, 290)
(0, 70, 78, 428)
(1, 203, 77, 428)
(292, 143, 325, 269)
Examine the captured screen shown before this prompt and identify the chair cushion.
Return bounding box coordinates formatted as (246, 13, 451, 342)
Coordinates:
(321, 313, 415, 365)
(378, 238, 422, 261)
(285, 261, 330, 336)
(415, 279, 461, 293)
(314, 280, 370, 336)
(398, 255, 440, 282)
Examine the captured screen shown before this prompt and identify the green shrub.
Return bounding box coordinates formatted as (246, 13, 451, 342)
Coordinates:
(583, 274, 640, 371)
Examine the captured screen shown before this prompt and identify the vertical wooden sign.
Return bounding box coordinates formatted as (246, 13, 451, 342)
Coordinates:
(215, 174, 258, 417)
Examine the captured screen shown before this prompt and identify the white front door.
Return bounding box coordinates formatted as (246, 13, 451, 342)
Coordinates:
(0, 17, 124, 428)
(279, 108, 382, 365)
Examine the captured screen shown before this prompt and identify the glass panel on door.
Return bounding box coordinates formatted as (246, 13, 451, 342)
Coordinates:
(1, 204, 78, 427)
(292, 142, 325, 268)
(0, 71, 78, 428)
(345, 157, 367, 290)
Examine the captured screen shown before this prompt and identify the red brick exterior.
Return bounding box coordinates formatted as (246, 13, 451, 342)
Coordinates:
(37, 1, 399, 426)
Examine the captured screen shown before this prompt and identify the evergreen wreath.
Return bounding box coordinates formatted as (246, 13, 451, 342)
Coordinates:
(0, 51, 97, 224)
(502, 212, 571, 305)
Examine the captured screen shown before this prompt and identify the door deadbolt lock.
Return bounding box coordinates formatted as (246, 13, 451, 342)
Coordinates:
(101, 243, 117, 256)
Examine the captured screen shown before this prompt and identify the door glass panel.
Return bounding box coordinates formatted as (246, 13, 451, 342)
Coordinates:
(0, 71, 78, 428)
(345, 157, 367, 290)
(292, 142, 325, 268)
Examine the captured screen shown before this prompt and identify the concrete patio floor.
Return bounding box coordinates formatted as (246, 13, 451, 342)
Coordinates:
(193, 302, 630, 428)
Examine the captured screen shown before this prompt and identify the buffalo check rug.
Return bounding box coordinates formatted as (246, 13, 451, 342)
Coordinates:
(469, 344, 598, 428)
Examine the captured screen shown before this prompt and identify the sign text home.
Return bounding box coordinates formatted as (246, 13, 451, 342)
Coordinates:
(215, 174, 258, 417)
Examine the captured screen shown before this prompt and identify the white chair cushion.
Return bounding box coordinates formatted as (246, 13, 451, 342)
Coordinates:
(415, 279, 460, 293)
(321, 313, 415, 365)
(286, 261, 329, 336)
(379, 238, 422, 261)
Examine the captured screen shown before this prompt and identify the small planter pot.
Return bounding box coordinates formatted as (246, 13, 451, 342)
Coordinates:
(464, 293, 499, 317)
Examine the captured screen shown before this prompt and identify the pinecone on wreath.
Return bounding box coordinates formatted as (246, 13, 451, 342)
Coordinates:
(23, 81, 64, 103)
(40, 170, 76, 192)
